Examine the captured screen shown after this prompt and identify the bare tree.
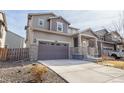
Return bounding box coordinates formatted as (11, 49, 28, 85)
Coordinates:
(108, 11, 124, 37)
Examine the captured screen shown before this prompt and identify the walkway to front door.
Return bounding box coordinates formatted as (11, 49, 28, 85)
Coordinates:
(39, 60, 124, 83)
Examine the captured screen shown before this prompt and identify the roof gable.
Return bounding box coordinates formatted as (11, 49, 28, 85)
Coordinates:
(95, 29, 109, 37)
(108, 31, 122, 38)
(80, 28, 98, 38)
(49, 16, 70, 25)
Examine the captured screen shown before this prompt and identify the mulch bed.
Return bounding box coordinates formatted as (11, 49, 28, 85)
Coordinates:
(0, 61, 66, 83)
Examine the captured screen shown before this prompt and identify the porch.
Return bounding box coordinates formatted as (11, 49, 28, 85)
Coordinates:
(71, 33, 98, 59)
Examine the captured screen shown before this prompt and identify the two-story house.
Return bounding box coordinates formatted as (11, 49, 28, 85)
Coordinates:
(25, 13, 99, 60)
(95, 29, 124, 56)
(0, 11, 7, 48)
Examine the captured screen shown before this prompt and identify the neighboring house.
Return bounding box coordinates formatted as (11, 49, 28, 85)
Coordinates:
(0, 11, 25, 48)
(25, 13, 99, 60)
(72, 28, 98, 59)
(94, 29, 124, 56)
(5, 31, 26, 48)
(0, 11, 7, 48)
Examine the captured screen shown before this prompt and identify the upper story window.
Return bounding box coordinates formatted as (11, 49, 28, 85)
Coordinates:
(113, 34, 117, 38)
(112, 34, 121, 41)
(38, 19, 44, 27)
(100, 36, 104, 40)
(57, 22, 63, 31)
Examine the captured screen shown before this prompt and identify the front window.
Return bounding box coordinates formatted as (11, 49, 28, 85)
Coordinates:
(112, 34, 121, 42)
(38, 19, 44, 27)
(57, 22, 63, 31)
(113, 35, 117, 38)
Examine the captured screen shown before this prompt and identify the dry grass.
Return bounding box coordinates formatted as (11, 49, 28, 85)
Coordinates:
(98, 61, 124, 69)
(97, 54, 124, 69)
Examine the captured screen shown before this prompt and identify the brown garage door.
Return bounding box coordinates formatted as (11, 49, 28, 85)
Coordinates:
(38, 41, 68, 60)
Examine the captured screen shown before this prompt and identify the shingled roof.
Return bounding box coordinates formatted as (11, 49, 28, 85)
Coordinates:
(94, 29, 109, 37)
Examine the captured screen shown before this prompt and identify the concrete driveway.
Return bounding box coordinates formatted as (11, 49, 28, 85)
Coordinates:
(39, 60, 124, 83)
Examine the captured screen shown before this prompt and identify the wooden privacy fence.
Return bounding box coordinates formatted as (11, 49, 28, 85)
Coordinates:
(0, 48, 29, 61)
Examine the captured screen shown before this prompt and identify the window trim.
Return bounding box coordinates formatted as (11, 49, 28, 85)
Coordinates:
(38, 19, 44, 27)
(57, 22, 63, 32)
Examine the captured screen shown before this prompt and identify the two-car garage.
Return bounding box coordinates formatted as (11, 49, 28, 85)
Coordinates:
(38, 41, 69, 60)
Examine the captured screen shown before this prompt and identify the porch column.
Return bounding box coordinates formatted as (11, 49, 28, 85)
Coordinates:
(78, 34, 82, 55)
(101, 42, 103, 56)
(95, 38, 98, 57)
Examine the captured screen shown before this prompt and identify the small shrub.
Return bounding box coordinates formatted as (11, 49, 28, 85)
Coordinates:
(30, 63, 48, 82)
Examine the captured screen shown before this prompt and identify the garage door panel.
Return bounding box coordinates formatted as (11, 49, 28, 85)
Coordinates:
(38, 42, 68, 60)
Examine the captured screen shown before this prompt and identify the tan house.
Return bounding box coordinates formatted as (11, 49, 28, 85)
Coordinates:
(0, 11, 7, 48)
(25, 13, 99, 60)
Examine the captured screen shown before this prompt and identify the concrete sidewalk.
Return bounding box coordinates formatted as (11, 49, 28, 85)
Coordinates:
(39, 60, 124, 83)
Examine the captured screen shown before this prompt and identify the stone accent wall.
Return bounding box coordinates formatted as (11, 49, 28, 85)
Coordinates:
(29, 44, 38, 61)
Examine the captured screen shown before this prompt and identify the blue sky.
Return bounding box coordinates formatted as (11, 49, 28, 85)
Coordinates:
(4, 10, 121, 38)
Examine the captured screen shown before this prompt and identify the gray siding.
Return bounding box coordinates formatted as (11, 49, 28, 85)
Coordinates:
(5, 31, 25, 48)
(105, 34, 112, 42)
(102, 43, 114, 49)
